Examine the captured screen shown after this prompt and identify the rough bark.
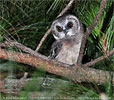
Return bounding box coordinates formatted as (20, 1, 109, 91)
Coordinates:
(0, 48, 113, 84)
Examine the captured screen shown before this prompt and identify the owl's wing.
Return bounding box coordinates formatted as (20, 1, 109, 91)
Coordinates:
(49, 40, 63, 59)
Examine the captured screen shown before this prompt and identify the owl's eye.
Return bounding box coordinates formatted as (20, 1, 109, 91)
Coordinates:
(67, 22, 73, 28)
(56, 25, 62, 32)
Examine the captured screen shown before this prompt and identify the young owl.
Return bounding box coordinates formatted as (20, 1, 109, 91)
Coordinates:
(50, 14, 85, 65)
(42, 14, 85, 87)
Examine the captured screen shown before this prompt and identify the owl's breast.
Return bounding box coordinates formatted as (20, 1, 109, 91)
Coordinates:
(55, 40, 82, 65)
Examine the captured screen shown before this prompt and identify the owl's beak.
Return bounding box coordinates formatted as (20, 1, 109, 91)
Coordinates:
(63, 29, 68, 36)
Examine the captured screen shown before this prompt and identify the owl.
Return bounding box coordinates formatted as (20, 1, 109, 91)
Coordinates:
(50, 14, 85, 65)
(42, 14, 85, 87)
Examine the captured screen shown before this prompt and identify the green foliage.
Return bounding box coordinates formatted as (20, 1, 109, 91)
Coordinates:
(0, 0, 71, 55)
(0, 0, 113, 99)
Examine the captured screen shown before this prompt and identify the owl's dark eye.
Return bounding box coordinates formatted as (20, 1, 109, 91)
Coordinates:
(56, 25, 62, 32)
(67, 22, 73, 29)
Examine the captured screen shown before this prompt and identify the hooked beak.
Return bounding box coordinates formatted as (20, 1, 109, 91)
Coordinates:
(63, 29, 68, 36)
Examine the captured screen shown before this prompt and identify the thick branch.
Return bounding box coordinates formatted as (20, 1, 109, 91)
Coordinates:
(35, 0, 75, 52)
(4, 34, 114, 71)
(3, 33, 114, 84)
(78, 0, 107, 65)
(0, 48, 113, 84)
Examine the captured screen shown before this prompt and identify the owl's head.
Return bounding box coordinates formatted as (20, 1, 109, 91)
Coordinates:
(51, 14, 83, 40)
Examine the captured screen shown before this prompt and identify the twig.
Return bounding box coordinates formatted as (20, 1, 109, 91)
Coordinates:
(35, 0, 75, 52)
(0, 41, 9, 48)
(83, 48, 114, 67)
(57, 0, 75, 17)
(35, 29, 51, 52)
(3, 34, 48, 60)
(77, 0, 107, 65)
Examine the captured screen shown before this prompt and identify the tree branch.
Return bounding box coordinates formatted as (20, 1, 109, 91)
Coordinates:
(77, 0, 107, 65)
(0, 48, 113, 84)
(3, 34, 48, 60)
(4, 34, 114, 71)
(83, 49, 114, 67)
(35, 0, 75, 52)
(0, 41, 9, 48)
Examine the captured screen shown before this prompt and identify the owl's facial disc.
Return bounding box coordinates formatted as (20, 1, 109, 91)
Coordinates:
(54, 21, 74, 40)
(56, 21, 73, 34)
(52, 14, 82, 40)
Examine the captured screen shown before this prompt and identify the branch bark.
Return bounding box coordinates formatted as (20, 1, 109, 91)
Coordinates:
(3, 34, 114, 68)
(77, 0, 107, 65)
(4, 35, 114, 68)
(3, 34, 47, 59)
(0, 48, 113, 84)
